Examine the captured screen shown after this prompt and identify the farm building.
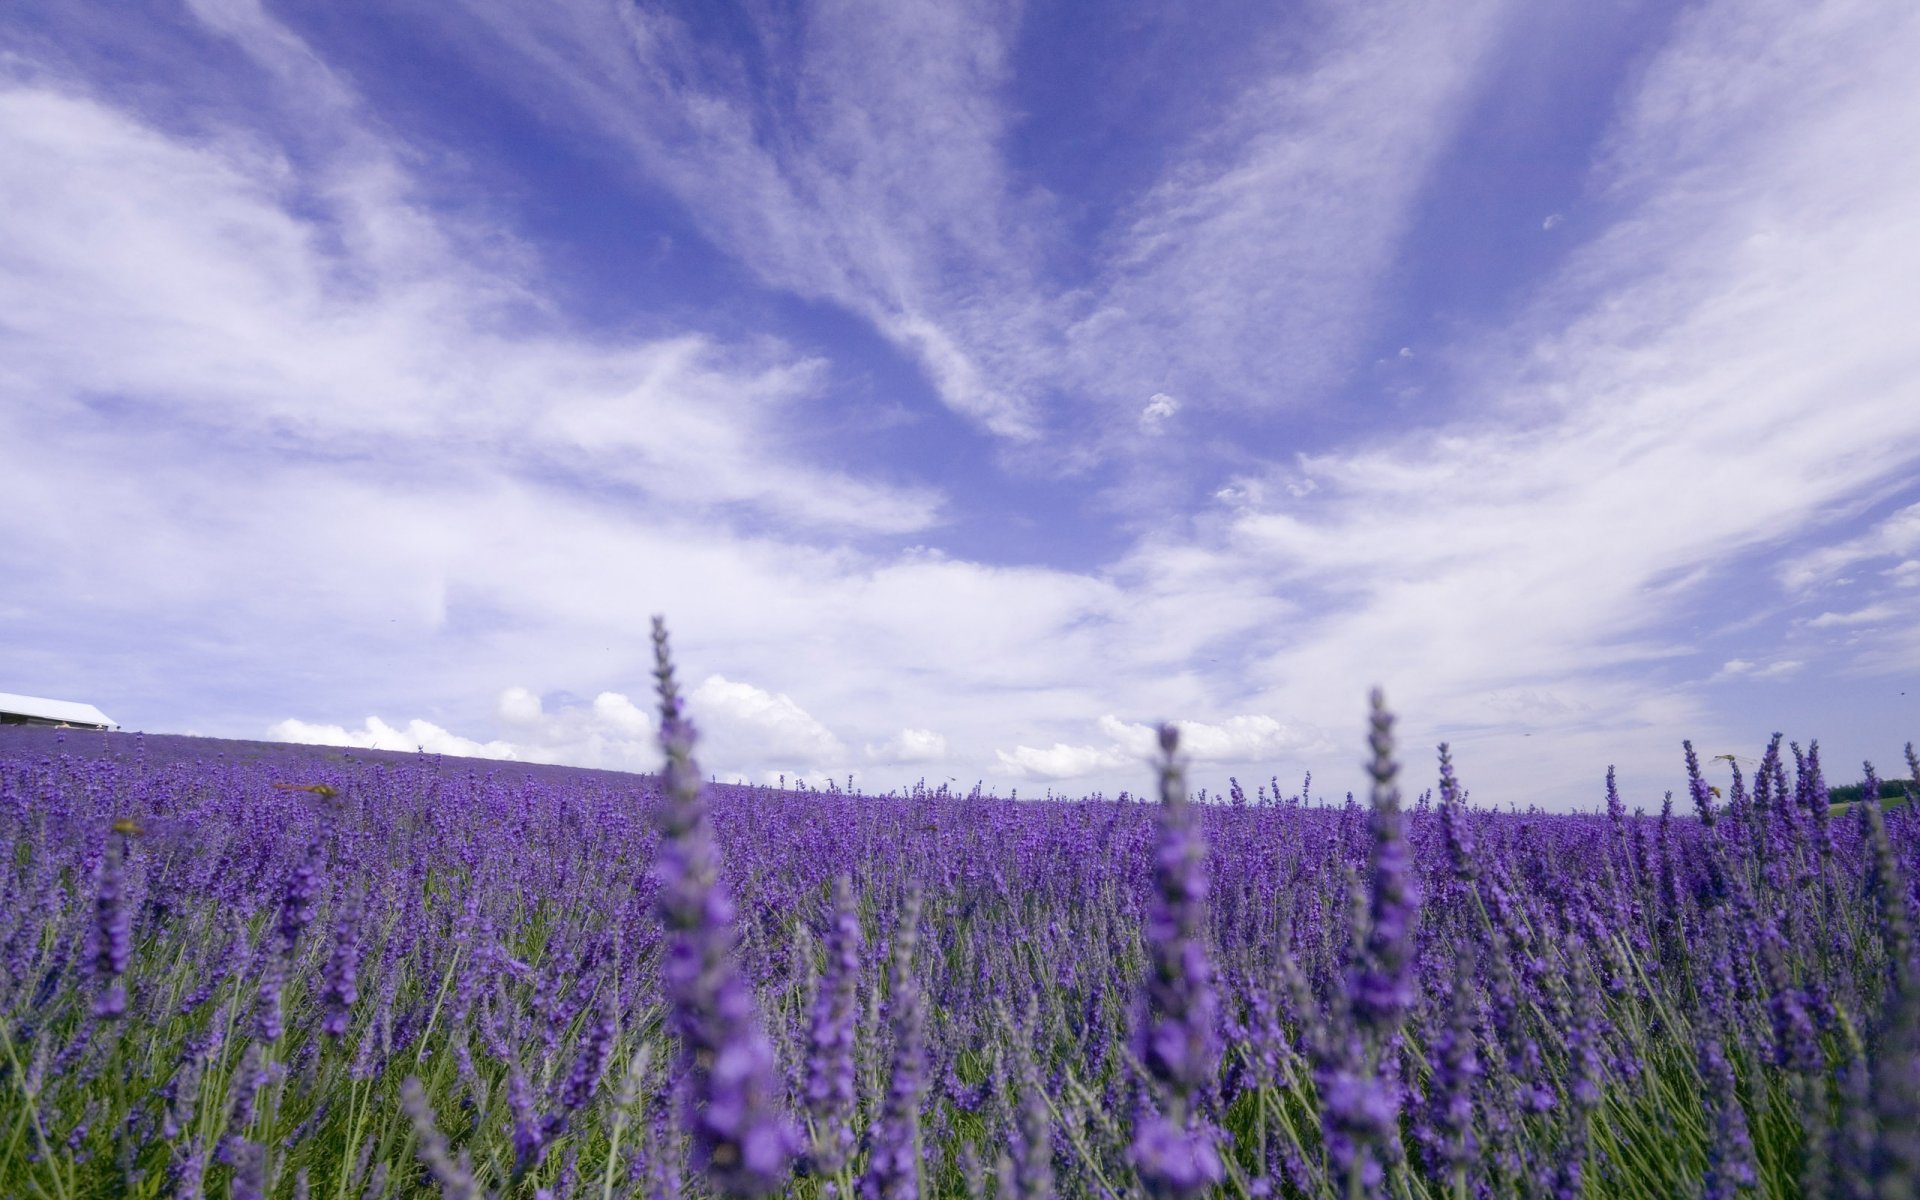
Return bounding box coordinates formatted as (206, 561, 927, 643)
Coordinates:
(0, 691, 118, 730)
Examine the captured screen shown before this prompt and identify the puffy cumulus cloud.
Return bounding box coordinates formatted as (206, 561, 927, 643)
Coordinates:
(1138, 393, 1180, 435)
(592, 691, 652, 736)
(864, 728, 949, 764)
(273, 689, 663, 772)
(687, 674, 845, 773)
(484, 688, 659, 770)
(994, 741, 1131, 782)
(496, 685, 543, 724)
(998, 712, 1330, 783)
(268, 716, 518, 760)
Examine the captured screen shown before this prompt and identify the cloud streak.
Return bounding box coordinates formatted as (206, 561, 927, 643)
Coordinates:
(5, 0, 1918, 809)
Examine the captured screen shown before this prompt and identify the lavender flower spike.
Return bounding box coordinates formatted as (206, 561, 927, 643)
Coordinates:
(651, 616, 795, 1198)
(802, 874, 863, 1178)
(860, 888, 927, 1200)
(92, 820, 135, 1019)
(320, 886, 363, 1038)
(1129, 723, 1224, 1199)
(1351, 688, 1421, 1037)
(400, 1077, 482, 1200)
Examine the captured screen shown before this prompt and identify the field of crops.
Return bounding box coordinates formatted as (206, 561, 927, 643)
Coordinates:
(3, 626, 1918, 1199)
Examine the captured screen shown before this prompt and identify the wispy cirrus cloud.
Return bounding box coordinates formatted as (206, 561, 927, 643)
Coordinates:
(6, 0, 1918, 811)
(429, 0, 1518, 454)
(0, 31, 937, 540)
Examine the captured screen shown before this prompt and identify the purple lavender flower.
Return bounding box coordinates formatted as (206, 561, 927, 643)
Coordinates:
(1137, 724, 1221, 1100)
(1128, 724, 1224, 1199)
(225, 1137, 267, 1200)
(1318, 1067, 1395, 1194)
(1872, 952, 1920, 1197)
(1130, 1110, 1224, 1200)
(1418, 952, 1480, 1186)
(400, 1076, 482, 1200)
(1684, 740, 1716, 826)
(557, 1002, 616, 1116)
(1437, 744, 1476, 884)
(802, 874, 863, 1178)
(278, 840, 323, 953)
(652, 617, 795, 1197)
(1863, 793, 1920, 1195)
(254, 952, 287, 1044)
(1863, 766, 1914, 980)
(860, 888, 927, 1200)
(1004, 1035, 1055, 1200)
(1698, 1034, 1756, 1200)
(1352, 689, 1421, 1036)
(320, 886, 363, 1038)
(508, 1065, 547, 1177)
(92, 823, 133, 1019)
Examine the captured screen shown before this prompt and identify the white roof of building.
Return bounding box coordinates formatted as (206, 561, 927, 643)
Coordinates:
(0, 691, 117, 728)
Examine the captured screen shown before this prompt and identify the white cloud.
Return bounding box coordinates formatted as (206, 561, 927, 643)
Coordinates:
(994, 741, 1130, 781)
(592, 691, 652, 737)
(268, 716, 519, 760)
(274, 688, 663, 771)
(1806, 605, 1900, 629)
(0, 64, 939, 537)
(433, 0, 1513, 453)
(1711, 659, 1804, 682)
(865, 728, 949, 764)
(1779, 503, 1920, 593)
(688, 674, 844, 770)
(1139, 392, 1180, 435)
(11, 0, 1920, 812)
(496, 685, 543, 724)
(997, 712, 1331, 782)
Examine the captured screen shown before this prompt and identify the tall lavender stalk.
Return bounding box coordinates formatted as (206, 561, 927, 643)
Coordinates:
(1417, 950, 1480, 1194)
(1128, 723, 1223, 1199)
(1353, 690, 1421, 1036)
(860, 889, 926, 1200)
(651, 616, 794, 1197)
(1321, 689, 1421, 1199)
(802, 874, 863, 1179)
(1864, 797, 1920, 1194)
(320, 886, 363, 1039)
(92, 820, 134, 1019)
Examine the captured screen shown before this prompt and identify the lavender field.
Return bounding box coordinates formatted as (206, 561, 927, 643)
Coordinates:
(3, 627, 1918, 1199)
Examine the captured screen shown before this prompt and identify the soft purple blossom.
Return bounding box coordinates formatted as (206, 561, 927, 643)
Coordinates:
(1698, 1033, 1756, 1200)
(860, 889, 927, 1200)
(652, 617, 795, 1197)
(320, 887, 363, 1038)
(1128, 724, 1223, 1199)
(802, 874, 863, 1178)
(1352, 690, 1421, 1036)
(92, 823, 133, 1018)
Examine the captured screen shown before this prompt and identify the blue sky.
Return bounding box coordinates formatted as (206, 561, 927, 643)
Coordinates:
(4, 0, 1918, 807)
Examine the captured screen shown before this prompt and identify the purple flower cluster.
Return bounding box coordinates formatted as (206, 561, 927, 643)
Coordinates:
(860, 889, 926, 1200)
(802, 873, 863, 1178)
(91, 823, 133, 1019)
(650, 617, 794, 1197)
(2, 669, 1918, 1200)
(1129, 723, 1223, 1198)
